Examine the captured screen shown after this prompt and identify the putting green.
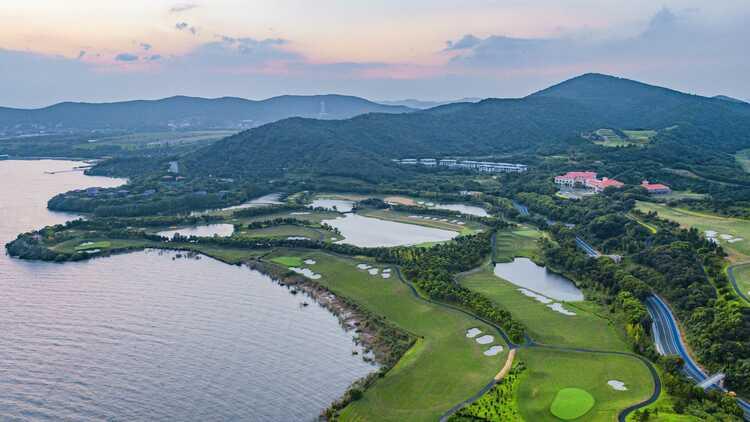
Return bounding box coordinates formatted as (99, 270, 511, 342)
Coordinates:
(270, 256, 304, 267)
(550, 388, 595, 420)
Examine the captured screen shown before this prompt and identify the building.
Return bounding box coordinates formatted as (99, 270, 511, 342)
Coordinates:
(641, 180, 671, 195)
(554, 171, 598, 187)
(420, 158, 437, 167)
(586, 177, 625, 193)
(437, 159, 528, 173)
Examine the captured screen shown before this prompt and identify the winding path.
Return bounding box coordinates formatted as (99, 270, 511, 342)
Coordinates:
(727, 263, 750, 305)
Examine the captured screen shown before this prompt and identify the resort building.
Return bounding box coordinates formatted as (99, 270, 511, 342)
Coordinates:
(641, 180, 671, 195)
(554, 171, 598, 187)
(586, 177, 625, 193)
(396, 158, 528, 173)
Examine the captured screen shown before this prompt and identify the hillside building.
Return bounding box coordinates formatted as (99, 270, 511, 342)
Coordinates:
(641, 180, 671, 195)
(554, 171, 624, 193)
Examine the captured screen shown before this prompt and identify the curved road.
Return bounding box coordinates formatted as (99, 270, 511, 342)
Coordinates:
(646, 295, 750, 419)
(389, 265, 661, 422)
(727, 263, 750, 305)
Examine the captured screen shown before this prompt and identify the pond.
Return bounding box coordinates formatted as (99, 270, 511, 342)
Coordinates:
(0, 160, 375, 421)
(324, 213, 458, 247)
(493, 258, 584, 302)
(310, 199, 355, 213)
(432, 203, 489, 217)
(157, 223, 235, 238)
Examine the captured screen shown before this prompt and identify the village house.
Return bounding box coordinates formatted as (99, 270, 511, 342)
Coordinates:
(641, 180, 671, 195)
(554, 171, 625, 193)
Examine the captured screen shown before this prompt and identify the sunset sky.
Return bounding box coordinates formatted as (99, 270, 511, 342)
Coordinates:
(1, 0, 749, 107)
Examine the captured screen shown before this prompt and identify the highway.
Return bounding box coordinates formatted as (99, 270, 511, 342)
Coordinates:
(646, 295, 750, 419)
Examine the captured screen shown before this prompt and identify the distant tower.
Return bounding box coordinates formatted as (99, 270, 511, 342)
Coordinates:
(318, 100, 328, 118)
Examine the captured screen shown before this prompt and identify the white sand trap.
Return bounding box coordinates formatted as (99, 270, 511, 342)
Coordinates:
(290, 267, 322, 280)
(368, 268, 379, 275)
(304, 259, 316, 265)
(440, 218, 449, 222)
(381, 273, 392, 279)
(466, 328, 482, 338)
(608, 380, 628, 391)
(290, 212, 311, 215)
(417, 201, 425, 205)
(720, 234, 734, 240)
(476, 335, 494, 345)
(484, 346, 504, 356)
(287, 236, 309, 240)
(728, 238, 744, 243)
(705, 230, 717, 238)
(548, 303, 576, 316)
(518, 288, 554, 304)
(458, 222, 466, 225)
(79, 242, 94, 247)
(357, 263, 371, 270)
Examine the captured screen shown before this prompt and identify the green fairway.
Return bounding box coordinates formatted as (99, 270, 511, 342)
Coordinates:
(360, 208, 482, 234)
(239, 224, 331, 241)
(459, 265, 629, 350)
(517, 348, 654, 422)
(636, 201, 750, 260)
(550, 388, 596, 420)
(74, 240, 112, 251)
(730, 263, 750, 303)
(270, 256, 304, 267)
(265, 249, 507, 422)
(590, 128, 654, 147)
(493, 228, 543, 263)
(736, 148, 750, 173)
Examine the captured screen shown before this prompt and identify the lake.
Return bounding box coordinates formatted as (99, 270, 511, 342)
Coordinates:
(324, 213, 458, 247)
(433, 203, 489, 217)
(493, 257, 584, 302)
(0, 160, 374, 421)
(157, 223, 235, 238)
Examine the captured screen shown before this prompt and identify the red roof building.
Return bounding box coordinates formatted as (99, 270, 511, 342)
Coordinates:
(585, 177, 625, 193)
(641, 180, 671, 194)
(554, 171, 598, 186)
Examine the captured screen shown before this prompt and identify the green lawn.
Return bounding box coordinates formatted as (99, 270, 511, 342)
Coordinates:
(239, 225, 331, 241)
(736, 148, 750, 173)
(493, 228, 543, 263)
(459, 265, 629, 351)
(636, 201, 750, 260)
(265, 249, 507, 422)
(550, 388, 596, 420)
(52, 238, 152, 254)
(270, 256, 305, 267)
(74, 240, 112, 251)
(730, 263, 750, 302)
(517, 348, 654, 422)
(360, 208, 483, 235)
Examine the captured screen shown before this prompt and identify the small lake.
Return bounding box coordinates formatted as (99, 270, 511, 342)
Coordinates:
(433, 203, 489, 217)
(493, 258, 584, 302)
(157, 223, 235, 238)
(324, 213, 457, 247)
(310, 199, 355, 213)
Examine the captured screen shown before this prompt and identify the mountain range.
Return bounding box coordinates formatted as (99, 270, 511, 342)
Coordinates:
(377, 98, 482, 109)
(0, 95, 412, 134)
(177, 73, 750, 181)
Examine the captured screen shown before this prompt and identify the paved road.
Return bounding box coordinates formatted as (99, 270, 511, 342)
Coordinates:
(646, 295, 750, 419)
(575, 236, 601, 258)
(727, 263, 750, 305)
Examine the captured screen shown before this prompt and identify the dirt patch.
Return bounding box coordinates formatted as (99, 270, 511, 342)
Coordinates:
(384, 196, 417, 206)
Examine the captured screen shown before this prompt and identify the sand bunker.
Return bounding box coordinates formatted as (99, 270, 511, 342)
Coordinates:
(356, 264, 372, 270)
(483, 345, 504, 356)
(519, 288, 554, 304)
(466, 328, 482, 338)
(304, 259, 316, 265)
(289, 267, 322, 280)
(381, 273, 392, 279)
(548, 303, 577, 316)
(368, 268, 379, 275)
(287, 236, 309, 240)
(476, 335, 494, 345)
(720, 234, 734, 240)
(705, 230, 717, 238)
(607, 380, 628, 391)
(728, 238, 744, 243)
(290, 212, 311, 215)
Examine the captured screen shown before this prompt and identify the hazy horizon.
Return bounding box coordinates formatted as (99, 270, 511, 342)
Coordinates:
(2, 1, 749, 107)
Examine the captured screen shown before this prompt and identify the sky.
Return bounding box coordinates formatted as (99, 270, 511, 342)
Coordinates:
(1, 0, 749, 107)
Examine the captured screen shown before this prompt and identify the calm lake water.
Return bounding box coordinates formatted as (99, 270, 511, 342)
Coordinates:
(0, 160, 374, 421)
(157, 223, 235, 238)
(325, 213, 458, 247)
(493, 258, 584, 302)
(433, 203, 489, 217)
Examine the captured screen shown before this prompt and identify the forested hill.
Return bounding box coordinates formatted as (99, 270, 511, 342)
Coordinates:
(182, 73, 750, 180)
(0, 94, 412, 133)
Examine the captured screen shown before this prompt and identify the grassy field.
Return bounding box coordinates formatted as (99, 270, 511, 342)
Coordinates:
(636, 201, 750, 260)
(73, 240, 111, 251)
(591, 128, 654, 147)
(264, 249, 507, 422)
(238, 225, 333, 241)
(493, 227, 543, 262)
(517, 348, 654, 422)
(52, 238, 153, 254)
(459, 264, 630, 351)
(76, 130, 234, 151)
(360, 208, 483, 235)
(730, 263, 750, 301)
